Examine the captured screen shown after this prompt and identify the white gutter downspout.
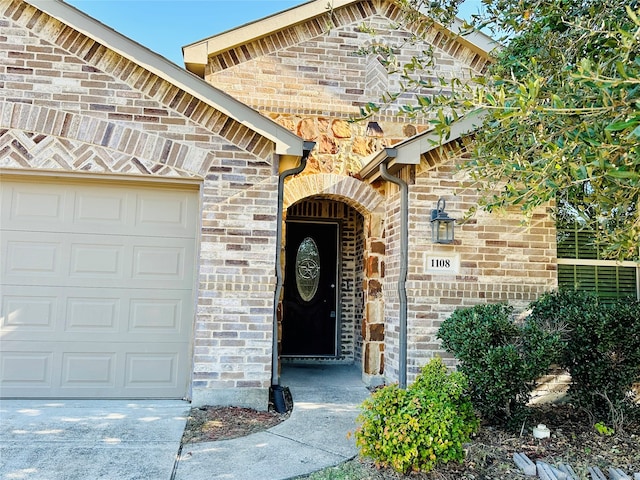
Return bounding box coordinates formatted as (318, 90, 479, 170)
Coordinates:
(271, 141, 316, 387)
(378, 158, 409, 389)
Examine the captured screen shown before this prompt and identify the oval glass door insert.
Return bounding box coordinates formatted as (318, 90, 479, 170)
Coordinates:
(296, 237, 320, 302)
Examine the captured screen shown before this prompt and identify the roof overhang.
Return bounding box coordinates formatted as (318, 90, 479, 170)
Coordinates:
(359, 109, 488, 182)
(182, 0, 498, 78)
(183, 0, 353, 76)
(26, 0, 305, 156)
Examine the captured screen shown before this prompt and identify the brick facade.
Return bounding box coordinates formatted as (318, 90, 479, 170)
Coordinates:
(2, 0, 558, 404)
(196, 0, 557, 385)
(1, 0, 303, 407)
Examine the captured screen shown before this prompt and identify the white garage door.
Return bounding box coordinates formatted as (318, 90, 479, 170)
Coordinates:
(0, 176, 199, 398)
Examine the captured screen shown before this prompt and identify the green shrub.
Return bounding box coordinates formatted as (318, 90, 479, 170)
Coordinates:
(354, 357, 479, 474)
(437, 303, 558, 424)
(529, 290, 640, 427)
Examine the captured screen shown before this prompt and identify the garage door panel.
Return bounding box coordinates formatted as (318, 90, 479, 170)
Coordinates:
(136, 192, 192, 228)
(2, 182, 197, 237)
(2, 286, 192, 341)
(4, 240, 62, 277)
(126, 352, 179, 387)
(132, 245, 186, 280)
(129, 298, 183, 333)
(61, 352, 116, 387)
(2, 294, 58, 331)
(75, 190, 127, 225)
(0, 350, 53, 386)
(66, 297, 121, 332)
(0, 178, 198, 399)
(3, 185, 67, 225)
(4, 235, 194, 289)
(70, 243, 125, 277)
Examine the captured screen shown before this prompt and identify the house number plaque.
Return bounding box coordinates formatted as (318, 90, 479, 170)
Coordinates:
(425, 253, 460, 274)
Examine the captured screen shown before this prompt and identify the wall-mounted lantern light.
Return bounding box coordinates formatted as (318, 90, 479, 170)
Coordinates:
(430, 197, 455, 244)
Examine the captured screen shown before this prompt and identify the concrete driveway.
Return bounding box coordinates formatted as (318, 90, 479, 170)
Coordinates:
(0, 400, 189, 480)
(0, 365, 369, 480)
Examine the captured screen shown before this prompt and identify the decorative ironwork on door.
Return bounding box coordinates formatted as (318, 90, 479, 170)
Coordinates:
(296, 237, 320, 302)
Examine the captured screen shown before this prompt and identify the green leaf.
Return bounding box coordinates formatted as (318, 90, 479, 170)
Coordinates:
(606, 170, 639, 179)
(605, 120, 638, 132)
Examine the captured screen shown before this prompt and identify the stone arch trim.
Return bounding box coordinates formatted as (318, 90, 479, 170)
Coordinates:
(0, 103, 213, 177)
(284, 173, 384, 216)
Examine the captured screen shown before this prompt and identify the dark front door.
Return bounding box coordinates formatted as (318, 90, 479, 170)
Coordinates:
(282, 221, 338, 357)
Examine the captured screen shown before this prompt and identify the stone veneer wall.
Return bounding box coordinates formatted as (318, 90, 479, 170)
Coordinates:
(1, 0, 286, 408)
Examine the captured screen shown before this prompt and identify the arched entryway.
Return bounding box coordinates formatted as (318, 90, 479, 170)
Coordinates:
(282, 198, 364, 363)
(280, 174, 386, 386)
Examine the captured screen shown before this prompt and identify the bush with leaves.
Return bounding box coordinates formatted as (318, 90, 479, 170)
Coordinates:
(528, 290, 640, 428)
(355, 357, 479, 474)
(437, 303, 559, 424)
(358, 0, 640, 260)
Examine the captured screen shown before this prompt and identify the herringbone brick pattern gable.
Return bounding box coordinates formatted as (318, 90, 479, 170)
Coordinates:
(365, 55, 390, 100)
(1, 0, 274, 162)
(0, 128, 192, 176)
(0, 103, 213, 176)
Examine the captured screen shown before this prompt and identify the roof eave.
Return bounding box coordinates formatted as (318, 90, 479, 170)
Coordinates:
(445, 16, 501, 56)
(182, 0, 499, 77)
(359, 109, 488, 182)
(183, 0, 358, 76)
(26, 0, 304, 156)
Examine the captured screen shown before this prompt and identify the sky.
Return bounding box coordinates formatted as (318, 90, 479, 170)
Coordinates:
(64, 0, 485, 66)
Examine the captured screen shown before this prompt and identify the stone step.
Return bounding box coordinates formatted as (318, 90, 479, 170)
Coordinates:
(513, 453, 636, 480)
(608, 468, 631, 480)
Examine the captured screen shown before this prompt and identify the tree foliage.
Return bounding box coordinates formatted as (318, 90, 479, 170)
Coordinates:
(358, 0, 640, 260)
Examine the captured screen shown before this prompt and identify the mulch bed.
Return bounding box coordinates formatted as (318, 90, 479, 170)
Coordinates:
(179, 403, 639, 479)
(332, 404, 640, 479)
(180, 405, 289, 444)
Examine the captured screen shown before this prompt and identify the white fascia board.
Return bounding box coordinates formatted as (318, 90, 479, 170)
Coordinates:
(27, 0, 304, 156)
(413, 8, 501, 56)
(183, 0, 357, 69)
(413, 109, 488, 156)
(449, 17, 501, 55)
(359, 109, 488, 180)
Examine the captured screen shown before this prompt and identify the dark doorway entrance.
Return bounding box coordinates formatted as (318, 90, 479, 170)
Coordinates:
(282, 221, 338, 357)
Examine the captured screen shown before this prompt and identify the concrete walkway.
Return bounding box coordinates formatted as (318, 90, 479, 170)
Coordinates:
(0, 364, 369, 480)
(173, 364, 369, 480)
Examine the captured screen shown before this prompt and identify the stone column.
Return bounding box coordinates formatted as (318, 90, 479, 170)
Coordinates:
(362, 212, 386, 386)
